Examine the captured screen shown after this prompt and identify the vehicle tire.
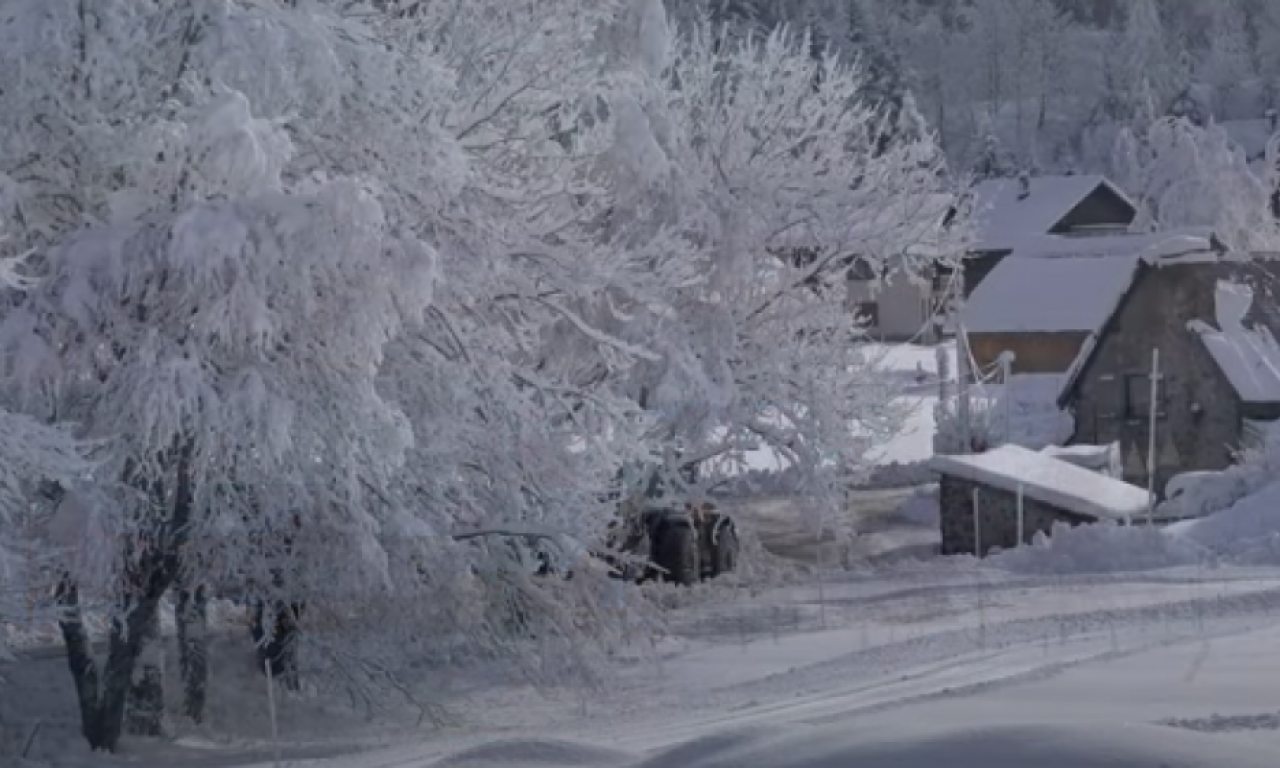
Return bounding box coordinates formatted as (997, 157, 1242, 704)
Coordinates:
(710, 521, 739, 578)
(655, 521, 700, 586)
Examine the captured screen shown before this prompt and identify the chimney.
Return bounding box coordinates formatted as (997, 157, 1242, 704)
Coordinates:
(1016, 171, 1031, 200)
(1268, 108, 1278, 133)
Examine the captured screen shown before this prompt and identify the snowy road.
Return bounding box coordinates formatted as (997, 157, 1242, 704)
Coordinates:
(210, 567, 1280, 768)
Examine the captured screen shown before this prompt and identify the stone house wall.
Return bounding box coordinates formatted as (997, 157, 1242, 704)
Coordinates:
(1067, 263, 1238, 496)
(938, 475, 1095, 557)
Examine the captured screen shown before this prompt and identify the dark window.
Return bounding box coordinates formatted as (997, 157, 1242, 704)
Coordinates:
(1124, 372, 1169, 420)
(854, 301, 879, 327)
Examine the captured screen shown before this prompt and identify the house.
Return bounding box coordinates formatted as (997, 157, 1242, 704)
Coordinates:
(845, 261, 949, 342)
(843, 193, 961, 342)
(1056, 249, 1280, 497)
(930, 444, 1151, 556)
(959, 173, 1138, 297)
(961, 229, 1219, 374)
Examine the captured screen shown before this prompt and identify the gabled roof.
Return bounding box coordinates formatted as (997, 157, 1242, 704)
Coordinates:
(1054, 236, 1228, 409)
(968, 174, 1137, 252)
(929, 444, 1150, 521)
(962, 230, 1217, 335)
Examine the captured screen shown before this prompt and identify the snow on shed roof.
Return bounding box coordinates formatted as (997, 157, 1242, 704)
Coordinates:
(929, 444, 1150, 522)
(1188, 281, 1280, 404)
(969, 174, 1134, 251)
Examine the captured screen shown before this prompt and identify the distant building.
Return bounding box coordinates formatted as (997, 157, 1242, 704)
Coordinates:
(1057, 255, 1280, 497)
(958, 174, 1139, 297)
(961, 229, 1219, 375)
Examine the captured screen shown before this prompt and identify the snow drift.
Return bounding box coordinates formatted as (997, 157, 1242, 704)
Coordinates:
(422, 722, 1279, 768)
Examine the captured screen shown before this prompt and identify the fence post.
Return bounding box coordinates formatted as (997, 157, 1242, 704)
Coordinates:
(1016, 482, 1025, 546)
(972, 487, 982, 557)
(265, 659, 281, 768)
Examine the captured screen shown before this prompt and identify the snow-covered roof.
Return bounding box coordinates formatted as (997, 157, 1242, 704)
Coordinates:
(1188, 281, 1280, 404)
(929, 444, 1151, 522)
(1006, 228, 1215, 260)
(969, 175, 1134, 252)
(962, 253, 1141, 333)
(962, 231, 1220, 335)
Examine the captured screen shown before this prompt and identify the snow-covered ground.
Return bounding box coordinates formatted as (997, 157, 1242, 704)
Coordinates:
(12, 557, 1280, 768)
(862, 342, 950, 466)
(258, 566, 1280, 767)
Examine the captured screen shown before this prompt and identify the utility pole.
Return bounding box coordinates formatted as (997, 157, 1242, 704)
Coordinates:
(1146, 348, 1162, 526)
(950, 268, 973, 453)
(999, 351, 1015, 445)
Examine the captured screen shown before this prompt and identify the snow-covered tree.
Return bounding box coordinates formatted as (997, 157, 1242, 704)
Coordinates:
(1200, 0, 1253, 116)
(1111, 115, 1280, 251)
(588, 18, 967, 507)
(0, 1, 446, 749)
(0, 249, 88, 661)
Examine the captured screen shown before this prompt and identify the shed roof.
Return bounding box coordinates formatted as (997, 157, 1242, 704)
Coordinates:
(929, 444, 1151, 522)
(1188, 281, 1280, 405)
(969, 175, 1135, 252)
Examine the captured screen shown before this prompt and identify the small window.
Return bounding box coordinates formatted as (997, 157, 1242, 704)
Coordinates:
(854, 301, 879, 327)
(1124, 372, 1169, 420)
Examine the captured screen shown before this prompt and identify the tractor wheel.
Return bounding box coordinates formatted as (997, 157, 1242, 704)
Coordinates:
(709, 522, 739, 578)
(656, 522, 700, 586)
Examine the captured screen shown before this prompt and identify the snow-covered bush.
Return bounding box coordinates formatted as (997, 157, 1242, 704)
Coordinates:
(987, 520, 1199, 576)
(1158, 421, 1280, 521)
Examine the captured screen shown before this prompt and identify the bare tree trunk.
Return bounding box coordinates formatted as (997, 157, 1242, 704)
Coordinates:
(176, 585, 208, 723)
(251, 601, 304, 692)
(55, 574, 169, 752)
(98, 591, 166, 750)
(54, 577, 101, 747)
(125, 605, 165, 737)
(55, 439, 197, 752)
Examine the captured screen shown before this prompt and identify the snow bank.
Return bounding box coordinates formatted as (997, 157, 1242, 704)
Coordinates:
(1169, 479, 1280, 565)
(1158, 418, 1280, 520)
(432, 739, 631, 767)
(629, 721, 1277, 768)
(988, 520, 1198, 575)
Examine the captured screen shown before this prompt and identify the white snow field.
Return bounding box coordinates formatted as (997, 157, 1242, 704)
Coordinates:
(227, 566, 1280, 768)
(13, 562, 1280, 768)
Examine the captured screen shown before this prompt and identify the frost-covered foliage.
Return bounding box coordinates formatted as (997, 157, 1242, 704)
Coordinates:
(583, 16, 967, 505)
(1110, 116, 1280, 251)
(0, 250, 88, 659)
(0, 0, 963, 742)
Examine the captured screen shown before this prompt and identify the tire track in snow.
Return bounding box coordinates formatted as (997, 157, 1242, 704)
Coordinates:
(584, 582, 1280, 752)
